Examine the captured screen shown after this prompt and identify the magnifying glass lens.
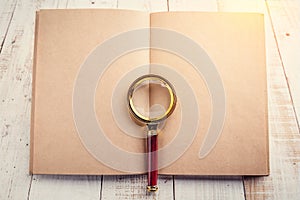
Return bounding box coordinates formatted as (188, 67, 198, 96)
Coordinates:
(131, 79, 171, 120)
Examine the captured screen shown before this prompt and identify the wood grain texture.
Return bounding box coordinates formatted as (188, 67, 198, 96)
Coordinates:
(169, 0, 217, 11)
(29, 175, 101, 200)
(174, 176, 244, 200)
(217, 0, 300, 199)
(117, 0, 168, 12)
(67, 0, 117, 8)
(0, 0, 38, 199)
(168, 0, 245, 199)
(266, 0, 300, 130)
(102, 175, 173, 200)
(0, 0, 17, 54)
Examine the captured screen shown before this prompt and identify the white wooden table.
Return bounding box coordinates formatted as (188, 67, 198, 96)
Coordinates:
(0, 0, 299, 199)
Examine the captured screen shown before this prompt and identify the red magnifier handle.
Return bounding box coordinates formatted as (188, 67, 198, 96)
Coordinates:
(147, 125, 158, 192)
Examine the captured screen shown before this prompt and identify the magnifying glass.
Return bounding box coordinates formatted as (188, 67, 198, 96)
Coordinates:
(127, 74, 177, 192)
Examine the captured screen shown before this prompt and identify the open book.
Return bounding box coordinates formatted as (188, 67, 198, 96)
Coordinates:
(30, 9, 268, 175)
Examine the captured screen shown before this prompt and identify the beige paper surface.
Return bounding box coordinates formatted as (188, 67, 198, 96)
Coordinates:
(30, 9, 268, 175)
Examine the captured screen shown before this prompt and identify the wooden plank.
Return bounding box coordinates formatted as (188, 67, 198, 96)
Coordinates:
(118, 0, 167, 12)
(266, 0, 300, 130)
(0, 0, 17, 54)
(174, 176, 244, 200)
(99, 1, 174, 199)
(0, 0, 42, 199)
(217, 0, 300, 199)
(102, 175, 173, 200)
(167, 0, 245, 199)
(37, 0, 69, 9)
(67, 0, 117, 8)
(29, 175, 101, 200)
(169, 0, 217, 11)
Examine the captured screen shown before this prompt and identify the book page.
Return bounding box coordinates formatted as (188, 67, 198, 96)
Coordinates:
(150, 12, 268, 175)
(31, 9, 150, 174)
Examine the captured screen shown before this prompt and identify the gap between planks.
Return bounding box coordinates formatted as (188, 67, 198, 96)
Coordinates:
(265, 0, 300, 132)
(0, 0, 17, 54)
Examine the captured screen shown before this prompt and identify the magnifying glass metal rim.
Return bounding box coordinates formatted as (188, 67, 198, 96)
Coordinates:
(127, 74, 177, 124)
